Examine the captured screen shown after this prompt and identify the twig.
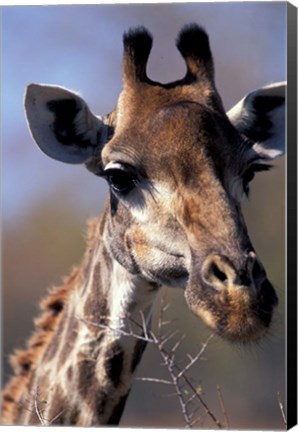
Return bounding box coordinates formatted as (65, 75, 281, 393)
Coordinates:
(157, 300, 171, 338)
(79, 317, 155, 343)
(188, 414, 203, 428)
(217, 384, 230, 428)
(159, 392, 182, 398)
(185, 393, 197, 407)
(140, 311, 150, 340)
(177, 334, 214, 379)
(170, 333, 186, 355)
(48, 408, 67, 425)
(34, 387, 46, 426)
(157, 345, 192, 426)
(168, 350, 223, 429)
(277, 392, 287, 427)
(159, 329, 180, 348)
(136, 377, 174, 385)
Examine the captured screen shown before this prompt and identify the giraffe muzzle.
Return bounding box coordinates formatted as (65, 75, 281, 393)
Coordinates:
(184, 250, 278, 342)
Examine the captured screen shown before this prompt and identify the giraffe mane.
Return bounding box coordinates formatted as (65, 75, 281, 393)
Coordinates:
(1, 218, 101, 423)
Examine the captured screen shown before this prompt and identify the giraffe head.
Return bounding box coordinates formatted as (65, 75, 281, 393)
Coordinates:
(25, 25, 285, 342)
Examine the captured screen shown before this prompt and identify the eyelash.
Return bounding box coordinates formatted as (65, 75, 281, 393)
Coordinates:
(242, 163, 272, 196)
(103, 163, 141, 196)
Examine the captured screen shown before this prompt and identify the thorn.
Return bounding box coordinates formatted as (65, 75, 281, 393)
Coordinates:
(159, 330, 179, 348)
(170, 334, 186, 355)
(136, 377, 174, 385)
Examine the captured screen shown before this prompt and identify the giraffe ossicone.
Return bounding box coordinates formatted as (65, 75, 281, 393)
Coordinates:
(2, 24, 285, 426)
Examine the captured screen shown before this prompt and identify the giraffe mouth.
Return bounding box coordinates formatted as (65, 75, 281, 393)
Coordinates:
(184, 276, 278, 342)
(155, 250, 190, 286)
(149, 258, 189, 287)
(129, 235, 190, 287)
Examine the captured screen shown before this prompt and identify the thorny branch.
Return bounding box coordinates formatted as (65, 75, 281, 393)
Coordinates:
(146, 298, 222, 429)
(79, 298, 224, 429)
(149, 335, 214, 427)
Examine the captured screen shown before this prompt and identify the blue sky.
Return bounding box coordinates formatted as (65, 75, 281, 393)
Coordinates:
(2, 3, 286, 221)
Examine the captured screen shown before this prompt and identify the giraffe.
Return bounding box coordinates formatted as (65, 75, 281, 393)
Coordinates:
(1, 24, 285, 426)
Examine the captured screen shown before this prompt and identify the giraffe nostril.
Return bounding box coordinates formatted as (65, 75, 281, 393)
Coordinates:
(210, 262, 228, 283)
(202, 255, 236, 290)
(202, 253, 265, 290)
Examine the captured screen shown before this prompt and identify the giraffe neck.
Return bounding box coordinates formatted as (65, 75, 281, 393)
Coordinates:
(19, 216, 159, 426)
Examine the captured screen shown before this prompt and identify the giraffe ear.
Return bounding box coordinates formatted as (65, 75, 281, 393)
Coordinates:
(227, 82, 286, 159)
(24, 84, 109, 164)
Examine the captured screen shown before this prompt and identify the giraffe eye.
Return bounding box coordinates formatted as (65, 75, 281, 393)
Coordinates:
(104, 165, 138, 195)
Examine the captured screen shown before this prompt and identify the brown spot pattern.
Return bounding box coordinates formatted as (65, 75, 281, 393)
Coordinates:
(106, 393, 129, 425)
(94, 391, 108, 418)
(131, 339, 147, 373)
(58, 314, 79, 366)
(46, 386, 66, 425)
(78, 359, 96, 398)
(104, 342, 124, 388)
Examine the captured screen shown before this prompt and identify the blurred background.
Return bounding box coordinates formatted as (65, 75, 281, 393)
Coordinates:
(2, 3, 286, 429)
